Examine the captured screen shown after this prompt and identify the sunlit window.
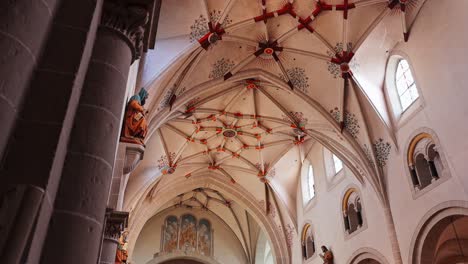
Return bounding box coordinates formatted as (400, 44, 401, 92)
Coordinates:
(395, 59, 419, 111)
(332, 154, 343, 174)
(307, 165, 315, 200)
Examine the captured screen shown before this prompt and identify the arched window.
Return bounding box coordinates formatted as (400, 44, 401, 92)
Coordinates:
(198, 219, 212, 256)
(332, 154, 343, 174)
(307, 165, 315, 200)
(343, 189, 364, 234)
(407, 133, 445, 191)
(161, 214, 214, 255)
(180, 214, 197, 251)
(302, 224, 315, 260)
(395, 59, 419, 111)
(162, 216, 179, 253)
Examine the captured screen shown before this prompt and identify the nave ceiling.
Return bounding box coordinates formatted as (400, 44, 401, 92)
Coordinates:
(124, 0, 427, 260)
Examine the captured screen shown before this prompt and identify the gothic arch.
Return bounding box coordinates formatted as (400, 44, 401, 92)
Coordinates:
(408, 200, 468, 264)
(146, 252, 222, 264)
(145, 68, 379, 193)
(347, 247, 389, 264)
(127, 173, 290, 264)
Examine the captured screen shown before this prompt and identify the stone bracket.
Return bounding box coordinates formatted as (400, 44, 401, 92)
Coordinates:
(123, 143, 145, 175)
(104, 209, 129, 241)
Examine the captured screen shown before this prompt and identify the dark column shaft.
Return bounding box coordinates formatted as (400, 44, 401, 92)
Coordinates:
(0, 0, 58, 158)
(41, 28, 131, 264)
(40, 1, 151, 262)
(0, 1, 103, 263)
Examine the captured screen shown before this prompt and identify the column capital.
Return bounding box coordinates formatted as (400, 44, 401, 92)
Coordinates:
(104, 209, 129, 241)
(101, 0, 155, 61)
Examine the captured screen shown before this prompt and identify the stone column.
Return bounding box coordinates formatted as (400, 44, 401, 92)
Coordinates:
(1, 1, 104, 263)
(428, 160, 439, 180)
(383, 201, 403, 264)
(100, 210, 129, 264)
(40, 1, 153, 263)
(0, 0, 59, 158)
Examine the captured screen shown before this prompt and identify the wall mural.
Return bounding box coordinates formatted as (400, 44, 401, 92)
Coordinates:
(198, 219, 212, 256)
(180, 214, 197, 252)
(360, 139, 392, 168)
(329, 108, 360, 138)
(280, 67, 310, 94)
(343, 111, 360, 138)
(373, 138, 391, 167)
(158, 87, 175, 109)
(162, 216, 179, 253)
(189, 15, 209, 42)
(161, 215, 213, 256)
(209, 58, 235, 79)
(189, 11, 232, 43)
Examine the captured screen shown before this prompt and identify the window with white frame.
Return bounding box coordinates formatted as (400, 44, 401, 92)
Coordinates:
(332, 154, 343, 174)
(395, 59, 419, 111)
(307, 165, 315, 200)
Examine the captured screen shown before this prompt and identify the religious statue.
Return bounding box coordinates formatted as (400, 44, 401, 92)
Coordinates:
(319, 246, 334, 264)
(121, 88, 149, 145)
(115, 231, 129, 264)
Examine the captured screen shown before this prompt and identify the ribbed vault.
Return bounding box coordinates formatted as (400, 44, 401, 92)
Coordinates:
(125, 0, 428, 263)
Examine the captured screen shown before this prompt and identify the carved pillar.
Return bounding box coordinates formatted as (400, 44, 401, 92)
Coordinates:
(100, 210, 129, 264)
(40, 1, 154, 263)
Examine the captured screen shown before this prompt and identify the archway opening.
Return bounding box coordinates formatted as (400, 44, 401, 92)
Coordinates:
(420, 215, 468, 264)
(161, 260, 205, 264)
(357, 259, 381, 264)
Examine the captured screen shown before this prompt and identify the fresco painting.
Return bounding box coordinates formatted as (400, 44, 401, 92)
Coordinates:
(162, 216, 178, 252)
(180, 214, 197, 252)
(198, 219, 211, 256)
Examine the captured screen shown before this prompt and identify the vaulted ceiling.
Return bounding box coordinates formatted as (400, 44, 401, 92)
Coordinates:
(125, 0, 427, 261)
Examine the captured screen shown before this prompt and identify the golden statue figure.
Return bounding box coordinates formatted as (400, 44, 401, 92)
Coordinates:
(121, 88, 149, 145)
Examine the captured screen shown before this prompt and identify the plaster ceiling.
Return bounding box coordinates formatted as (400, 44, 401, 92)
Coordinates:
(126, 0, 427, 255)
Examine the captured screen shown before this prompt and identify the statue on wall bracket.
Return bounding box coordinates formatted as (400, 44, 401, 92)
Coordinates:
(115, 231, 129, 264)
(121, 88, 149, 146)
(319, 246, 334, 264)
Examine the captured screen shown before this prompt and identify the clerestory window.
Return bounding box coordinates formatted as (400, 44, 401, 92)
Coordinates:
(395, 59, 419, 111)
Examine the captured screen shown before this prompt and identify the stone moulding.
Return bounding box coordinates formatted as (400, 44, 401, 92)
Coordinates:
(123, 143, 145, 174)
